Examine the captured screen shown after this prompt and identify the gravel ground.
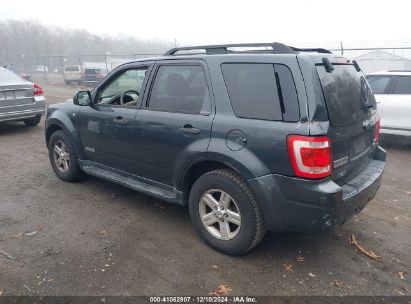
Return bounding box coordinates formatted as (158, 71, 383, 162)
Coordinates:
(0, 80, 410, 296)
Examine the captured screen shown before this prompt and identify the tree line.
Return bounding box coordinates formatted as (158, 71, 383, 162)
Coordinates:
(0, 19, 173, 62)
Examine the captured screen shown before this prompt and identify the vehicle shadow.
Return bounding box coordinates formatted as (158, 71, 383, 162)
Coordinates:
(84, 174, 344, 260)
(379, 134, 411, 150)
(0, 122, 40, 136)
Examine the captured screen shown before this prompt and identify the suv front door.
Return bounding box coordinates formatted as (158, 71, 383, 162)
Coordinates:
(134, 61, 214, 186)
(78, 64, 151, 173)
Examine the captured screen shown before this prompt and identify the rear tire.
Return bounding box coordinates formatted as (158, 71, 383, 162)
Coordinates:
(48, 130, 83, 182)
(189, 169, 265, 255)
(23, 115, 41, 127)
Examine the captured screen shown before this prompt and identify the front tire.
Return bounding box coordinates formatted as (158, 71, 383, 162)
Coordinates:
(48, 130, 83, 182)
(23, 115, 41, 127)
(189, 169, 265, 255)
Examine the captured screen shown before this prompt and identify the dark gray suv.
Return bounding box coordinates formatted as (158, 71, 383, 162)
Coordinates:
(45, 43, 386, 255)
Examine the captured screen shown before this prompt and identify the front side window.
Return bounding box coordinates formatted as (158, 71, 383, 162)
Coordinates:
(393, 76, 411, 94)
(366, 75, 391, 94)
(99, 67, 148, 107)
(147, 65, 211, 115)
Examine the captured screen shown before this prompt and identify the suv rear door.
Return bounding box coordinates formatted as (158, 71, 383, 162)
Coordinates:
(314, 61, 379, 183)
(380, 75, 411, 132)
(134, 61, 214, 186)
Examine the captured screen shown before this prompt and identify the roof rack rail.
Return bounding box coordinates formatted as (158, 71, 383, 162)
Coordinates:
(290, 47, 332, 54)
(387, 70, 411, 72)
(164, 42, 296, 56)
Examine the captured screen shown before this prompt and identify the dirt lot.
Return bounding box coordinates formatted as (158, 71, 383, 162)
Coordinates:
(0, 80, 410, 296)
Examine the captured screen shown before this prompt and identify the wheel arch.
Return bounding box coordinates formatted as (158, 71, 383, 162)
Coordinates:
(45, 113, 84, 159)
(179, 158, 255, 205)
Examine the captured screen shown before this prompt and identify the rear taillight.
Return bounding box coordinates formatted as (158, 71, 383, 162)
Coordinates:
(34, 83, 43, 96)
(375, 119, 381, 143)
(287, 135, 332, 179)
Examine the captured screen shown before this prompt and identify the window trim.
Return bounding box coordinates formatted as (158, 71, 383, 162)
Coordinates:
(143, 61, 213, 116)
(220, 62, 300, 122)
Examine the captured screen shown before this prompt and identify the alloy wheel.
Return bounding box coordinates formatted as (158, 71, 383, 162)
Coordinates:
(199, 189, 241, 240)
(53, 140, 70, 173)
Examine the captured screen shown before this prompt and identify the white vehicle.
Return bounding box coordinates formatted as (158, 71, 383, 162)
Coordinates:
(35, 65, 48, 73)
(63, 65, 82, 84)
(367, 71, 411, 136)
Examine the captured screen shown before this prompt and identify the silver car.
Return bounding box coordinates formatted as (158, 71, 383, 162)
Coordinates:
(0, 67, 46, 126)
(367, 71, 411, 137)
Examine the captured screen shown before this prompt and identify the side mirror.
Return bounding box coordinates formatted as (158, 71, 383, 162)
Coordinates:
(73, 91, 92, 106)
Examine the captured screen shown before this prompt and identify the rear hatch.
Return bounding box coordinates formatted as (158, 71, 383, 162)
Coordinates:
(64, 66, 82, 79)
(315, 61, 378, 183)
(0, 68, 35, 110)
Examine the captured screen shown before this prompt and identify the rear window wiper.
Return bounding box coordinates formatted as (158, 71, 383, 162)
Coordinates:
(352, 60, 362, 72)
(322, 58, 334, 73)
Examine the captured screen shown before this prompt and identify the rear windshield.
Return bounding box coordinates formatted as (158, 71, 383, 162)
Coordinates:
(316, 64, 376, 127)
(0, 67, 24, 83)
(85, 69, 101, 74)
(65, 66, 80, 72)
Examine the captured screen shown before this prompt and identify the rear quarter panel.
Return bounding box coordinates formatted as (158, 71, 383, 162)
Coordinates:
(204, 55, 310, 179)
(379, 93, 411, 131)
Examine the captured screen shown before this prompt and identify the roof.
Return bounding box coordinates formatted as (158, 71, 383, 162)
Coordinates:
(368, 70, 411, 76)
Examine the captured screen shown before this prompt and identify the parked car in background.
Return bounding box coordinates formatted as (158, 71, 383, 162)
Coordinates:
(63, 65, 82, 84)
(45, 43, 385, 255)
(54, 66, 64, 74)
(0, 67, 45, 126)
(82, 67, 107, 87)
(35, 65, 48, 73)
(367, 71, 411, 136)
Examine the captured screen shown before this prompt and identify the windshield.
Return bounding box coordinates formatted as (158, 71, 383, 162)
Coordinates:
(316, 64, 376, 127)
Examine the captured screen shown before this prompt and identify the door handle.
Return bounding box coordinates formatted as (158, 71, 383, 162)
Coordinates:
(179, 124, 201, 135)
(113, 116, 128, 125)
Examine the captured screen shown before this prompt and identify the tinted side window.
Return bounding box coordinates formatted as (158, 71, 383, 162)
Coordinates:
(275, 64, 300, 121)
(366, 75, 391, 94)
(148, 65, 211, 115)
(221, 64, 299, 121)
(222, 63, 282, 121)
(393, 76, 411, 94)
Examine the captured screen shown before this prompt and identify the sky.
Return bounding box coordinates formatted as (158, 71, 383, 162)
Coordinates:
(1, 0, 411, 48)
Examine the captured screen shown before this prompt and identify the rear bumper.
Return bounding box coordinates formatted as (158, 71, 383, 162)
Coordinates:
(0, 97, 46, 122)
(64, 76, 82, 81)
(83, 80, 99, 86)
(248, 146, 386, 232)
